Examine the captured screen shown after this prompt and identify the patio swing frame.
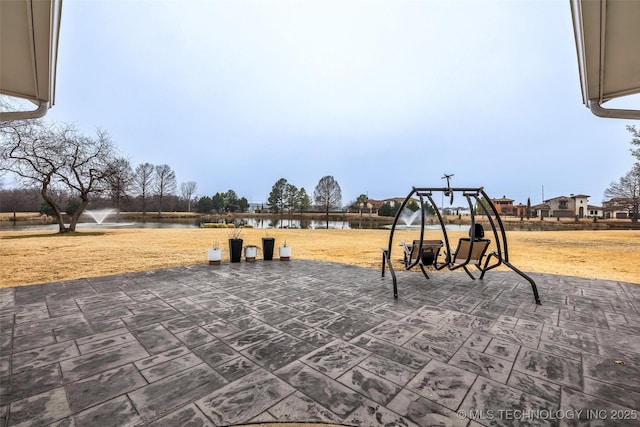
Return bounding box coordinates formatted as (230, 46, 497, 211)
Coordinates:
(381, 186, 541, 305)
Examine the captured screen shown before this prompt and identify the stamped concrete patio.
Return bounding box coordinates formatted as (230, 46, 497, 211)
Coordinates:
(1, 260, 639, 426)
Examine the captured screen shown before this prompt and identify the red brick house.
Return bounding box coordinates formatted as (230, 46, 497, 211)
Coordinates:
(491, 196, 516, 216)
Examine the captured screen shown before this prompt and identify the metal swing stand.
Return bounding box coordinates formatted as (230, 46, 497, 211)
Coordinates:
(381, 186, 541, 305)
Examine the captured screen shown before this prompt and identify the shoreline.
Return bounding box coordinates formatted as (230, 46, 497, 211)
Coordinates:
(2, 211, 637, 232)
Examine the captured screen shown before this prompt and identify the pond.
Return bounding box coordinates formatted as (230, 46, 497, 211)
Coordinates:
(0, 217, 394, 231)
(0, 220, 201, 232)
(1, 218, 476, 232)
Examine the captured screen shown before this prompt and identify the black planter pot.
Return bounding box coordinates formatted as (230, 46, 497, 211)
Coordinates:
(229, 238, 243, 263)
(262, 237, 275, 261)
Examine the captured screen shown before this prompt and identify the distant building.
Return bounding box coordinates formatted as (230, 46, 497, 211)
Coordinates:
(355, 198, 383, 214)
(383, 197, 407, 205)
(542, 194, 590, 218)
(515, 203, 528, 217)
(363, 192, 599, 219)
(602, 198, 634, 219)
(491, 196, 516, 216)
(587, 205, 603, 218)
(531, 203, 551, 218)
(248, 202, 263, 212)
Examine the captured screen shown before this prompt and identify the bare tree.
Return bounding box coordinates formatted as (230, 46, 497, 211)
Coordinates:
(628, 125, 640, 164)
(180, 181, 197, 212)
(313, 175, 342, 229)
(0, 120, 116, 232)
(104, 157, 134, 216)
(0, 120, 57, 210)
(604, 168, 640, 223)
(57, 128, 116, 230)
(134, 162, 154, 215)
(154, 164, 177, 217)
(603, 126, 640, 224)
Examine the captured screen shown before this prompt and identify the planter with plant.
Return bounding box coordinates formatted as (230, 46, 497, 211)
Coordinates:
(262, 233, 275, 261)
(228, 229, 243, 263)
(279, 239, 291, 261)
(207, 240, 223, 265)
(244, 245, 258, 262)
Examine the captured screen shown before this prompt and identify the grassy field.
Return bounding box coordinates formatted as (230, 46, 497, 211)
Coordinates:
(1, 227, 639, 288)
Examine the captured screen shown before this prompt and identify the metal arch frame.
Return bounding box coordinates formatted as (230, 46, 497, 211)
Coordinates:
(381, 186, 541, 305)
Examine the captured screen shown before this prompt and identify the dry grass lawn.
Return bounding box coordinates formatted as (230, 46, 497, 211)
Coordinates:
(1, 227, 639, 288)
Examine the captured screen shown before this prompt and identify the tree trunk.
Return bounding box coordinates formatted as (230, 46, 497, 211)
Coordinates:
(115, 196, 121, 221)
(141, 194, 147, 216)
(325, 206, 329, 229)
(40, 180, 67, 233)
(68, 198, 90, 232)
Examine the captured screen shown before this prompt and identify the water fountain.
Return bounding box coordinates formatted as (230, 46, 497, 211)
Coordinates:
(384, 207, 451, 230)
(398, 207, 421, 227)
(84, 208, 116, 224)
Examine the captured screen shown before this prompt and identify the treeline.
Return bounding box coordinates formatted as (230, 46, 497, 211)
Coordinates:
(195, 190, 249, 213)
(0, 186, 190, 215)
(1, 109, 346, 231)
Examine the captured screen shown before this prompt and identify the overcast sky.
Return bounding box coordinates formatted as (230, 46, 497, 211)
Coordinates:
(41, 0, 638, 206)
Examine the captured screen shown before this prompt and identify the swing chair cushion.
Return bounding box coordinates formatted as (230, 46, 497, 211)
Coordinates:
(453, 238, 490, 265)
(470, 223, 485, 239)
(403, 240, 443, 267)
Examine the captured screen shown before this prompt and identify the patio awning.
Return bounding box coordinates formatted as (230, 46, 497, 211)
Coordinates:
(571, 0, 640, 120)
(0, 0, 62, 121)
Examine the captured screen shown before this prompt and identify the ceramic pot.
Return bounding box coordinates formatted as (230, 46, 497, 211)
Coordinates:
(244, 246, 258, 262)
(207, 248, 223, 265)
(279, 245, 291, 261)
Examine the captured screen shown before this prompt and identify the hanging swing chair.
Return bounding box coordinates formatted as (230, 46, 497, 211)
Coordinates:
(381, 185, 541, 305)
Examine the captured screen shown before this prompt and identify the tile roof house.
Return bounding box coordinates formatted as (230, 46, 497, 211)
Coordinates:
(543, 194, 590, 218)
(491, 196, 516, 216)
(531, 203, 551, 219)
(515, 202, 528, 217)
(383, 197, 408, 205)
(587, 205, 604, 218)
(602, 198, 635, 219)
(353, 199, 385, 215)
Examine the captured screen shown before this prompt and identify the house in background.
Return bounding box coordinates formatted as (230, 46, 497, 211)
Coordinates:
(543, 194, 590, 218)
(383, 197, 407, 206)
(515, 203, 528, 217)
(587, 205, 604, 218)
(352, 198, 389, 215)
(531, 203, 551, 218)
(359, 193, 604, 220)
(491, 196, 516, 216)
(602, 198, 634, 219)
(248, 202, 263, 213)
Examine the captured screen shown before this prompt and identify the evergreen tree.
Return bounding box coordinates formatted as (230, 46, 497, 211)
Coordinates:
(211, 192, 225, 213)
(196, 196, 213, 213)
(297, 188, 311, 213)
(267, 178, 288, 221)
